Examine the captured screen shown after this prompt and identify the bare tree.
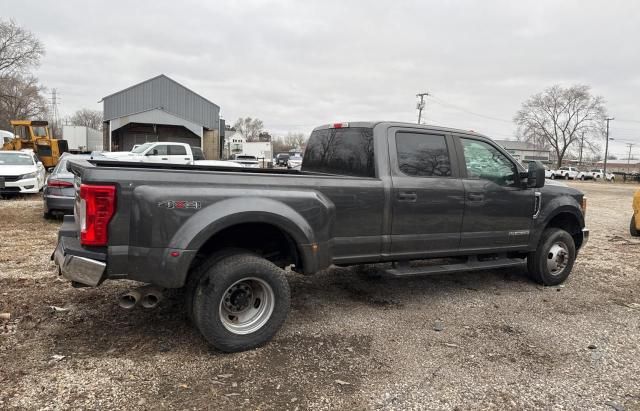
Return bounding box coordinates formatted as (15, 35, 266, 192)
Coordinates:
(514, 84, 607, 168)
(233, 117, 264, 142)
(69, 108, 103, 130)
(0, 75, 48, 130)
(0, 19, 45, 78)
(284, 132, 307, 150)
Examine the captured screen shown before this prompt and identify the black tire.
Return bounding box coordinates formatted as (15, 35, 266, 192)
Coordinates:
(527, 228, 576, 286)
(550, 174, 555, 180)
(631, 215, 640, 237)
(184, 248, 248, 325)
(564, 174, 569, 180)
(43, 211, 54, 219)
(580, 175, 585, 181)
(192, 253, 290, 352)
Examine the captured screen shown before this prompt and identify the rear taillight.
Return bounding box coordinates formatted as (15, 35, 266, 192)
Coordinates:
(47, 179, 74, 188)
(79, 184, 116, 246)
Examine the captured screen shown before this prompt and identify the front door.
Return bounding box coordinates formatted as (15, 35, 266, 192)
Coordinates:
(144, 144, 169, 163)
(455, 136, 535, 251)
(388, 129, 465, 258)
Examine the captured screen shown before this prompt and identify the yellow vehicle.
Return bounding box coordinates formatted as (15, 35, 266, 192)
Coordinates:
(632, 190, 640, 237)
(2, 120, 68, 169)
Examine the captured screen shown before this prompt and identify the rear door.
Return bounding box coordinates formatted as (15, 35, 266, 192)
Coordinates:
(167, 144, 192, 164)
(454, 135, 535, 251)
(388, 128, 464, 258)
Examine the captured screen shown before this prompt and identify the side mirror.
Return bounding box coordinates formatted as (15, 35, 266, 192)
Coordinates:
(37, 161, 43, 167)
(527, 161, 546, 188)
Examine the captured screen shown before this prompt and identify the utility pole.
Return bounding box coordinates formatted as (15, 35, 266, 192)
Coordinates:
(416, 92, 430, 124)
(626, 143, 635, 173)
(604, 117, 614, 174)
(578, 132, 584, 166)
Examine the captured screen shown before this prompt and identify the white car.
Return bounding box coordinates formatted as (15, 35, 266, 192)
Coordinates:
(556, 166, 579, 180)
(231, 155, 260, 168)
(0, 150, 46, 195)
(590, 169, 615, 182)
(287, 154, 303, 169)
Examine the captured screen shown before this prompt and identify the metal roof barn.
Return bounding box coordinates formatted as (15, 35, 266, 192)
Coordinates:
(101, 74, 222, 159)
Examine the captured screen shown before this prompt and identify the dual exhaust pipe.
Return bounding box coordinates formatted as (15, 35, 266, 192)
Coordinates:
(118, 285, 163, 310)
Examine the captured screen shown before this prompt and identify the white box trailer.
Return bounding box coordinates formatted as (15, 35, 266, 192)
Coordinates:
(62, 125, 102, 152)
(241, 141, 273, 162)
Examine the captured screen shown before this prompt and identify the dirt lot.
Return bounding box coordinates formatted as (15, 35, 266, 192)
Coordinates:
(1, 182, 639, 410)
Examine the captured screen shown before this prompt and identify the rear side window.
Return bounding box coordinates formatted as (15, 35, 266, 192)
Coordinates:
(168, 145, 187, 156)
(302, 127, 375, 177)
(396, 132, 451, 177)
(191, 147, 205, 160)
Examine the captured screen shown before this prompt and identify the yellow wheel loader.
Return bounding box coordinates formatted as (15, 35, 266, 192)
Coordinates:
(2, 120, 68, 169)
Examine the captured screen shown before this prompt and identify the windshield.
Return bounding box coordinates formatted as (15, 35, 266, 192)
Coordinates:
(236, 156, 257, 160)
(31, 126, 47, 137)
(0, 152, 34, 165)
(131, 143, 153, 154)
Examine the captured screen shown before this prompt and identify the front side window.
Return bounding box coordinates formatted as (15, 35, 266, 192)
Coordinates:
(147, 145, 168, 156)
(396, 132, 451, 177)
(303, 127, 375, 177)
(461, 138, 517, 186)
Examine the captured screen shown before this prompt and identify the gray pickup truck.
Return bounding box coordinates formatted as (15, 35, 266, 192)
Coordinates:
(53, 121, 588, 352)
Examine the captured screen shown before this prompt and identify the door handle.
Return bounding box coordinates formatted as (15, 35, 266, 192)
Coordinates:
(161, 157, 168, 160)
(397, 192, 418, 202)
(184, 158, 190, 160)
(467, 193, 484, 201)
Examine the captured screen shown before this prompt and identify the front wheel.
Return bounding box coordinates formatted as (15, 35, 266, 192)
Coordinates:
(527, 228, 576, 285)
(192, 253, 290, 352)
(550, 174, 555, 180)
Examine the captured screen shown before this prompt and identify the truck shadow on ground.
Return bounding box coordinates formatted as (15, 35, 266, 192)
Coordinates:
(36, 262, 546, 361)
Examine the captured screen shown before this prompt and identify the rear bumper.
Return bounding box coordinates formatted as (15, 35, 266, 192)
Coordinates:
(52, 217, 107, 286)
(44, 194, 74, 213)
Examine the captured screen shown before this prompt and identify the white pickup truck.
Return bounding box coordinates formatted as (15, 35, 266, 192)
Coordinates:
(100, 142, 241, 167)
(556, 166, 580, 180)
(590, 169, 615, 181)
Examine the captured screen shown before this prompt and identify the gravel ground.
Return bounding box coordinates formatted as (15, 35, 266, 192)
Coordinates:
(1, 182, 640, 410)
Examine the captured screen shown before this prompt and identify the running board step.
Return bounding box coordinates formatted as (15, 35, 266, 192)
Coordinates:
(384, 257, 525, 277)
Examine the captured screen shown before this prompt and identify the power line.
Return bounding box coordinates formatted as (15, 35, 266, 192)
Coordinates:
(428, 95, 513, 123)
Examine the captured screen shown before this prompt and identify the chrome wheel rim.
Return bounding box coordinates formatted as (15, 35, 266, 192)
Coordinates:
(547, 242, 569, 276)
(219, 277, 275, 335)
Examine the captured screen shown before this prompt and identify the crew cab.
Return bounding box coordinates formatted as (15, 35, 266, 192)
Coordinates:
(53, 121, 588, 352)
(556, 166, 579, 180)
(590, 169, 615, 181)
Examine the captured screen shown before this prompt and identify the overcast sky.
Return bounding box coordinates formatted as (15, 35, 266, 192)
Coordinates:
(6, 0, 640, 157)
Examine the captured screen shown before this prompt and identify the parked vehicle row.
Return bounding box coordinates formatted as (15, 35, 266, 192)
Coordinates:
(544, 166, 615, 181)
